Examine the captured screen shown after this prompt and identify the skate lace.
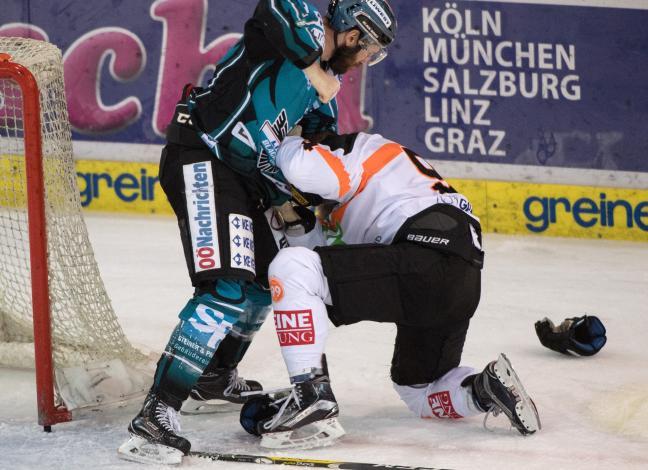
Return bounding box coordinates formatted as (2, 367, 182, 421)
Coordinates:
(482, 406, 502, 432)
(155, 403, 182, 433)
(262, 386, 301, 431)
(482, 383, 519, 432)
(224, 368, 251, 396)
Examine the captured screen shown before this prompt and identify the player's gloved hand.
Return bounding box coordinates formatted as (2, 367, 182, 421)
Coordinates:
(303, 61, 340, 104)
(275, 201, 316, 236)
(535, 315, 607, 356)
(302, 131, 335, 150)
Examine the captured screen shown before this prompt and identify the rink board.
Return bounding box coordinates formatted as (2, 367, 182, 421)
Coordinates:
(4, 0, 648, 176)
(72, 159, 648, 242)
(459, 179, 648, 241)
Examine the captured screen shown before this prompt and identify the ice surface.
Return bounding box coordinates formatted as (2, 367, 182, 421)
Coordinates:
(1, 213, 646, 470)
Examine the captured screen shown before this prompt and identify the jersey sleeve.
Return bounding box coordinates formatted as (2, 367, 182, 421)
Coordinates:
(276, 136, 345, 201)
(253, 0, 325, 69)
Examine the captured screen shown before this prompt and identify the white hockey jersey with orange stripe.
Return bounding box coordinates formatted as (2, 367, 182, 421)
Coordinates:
(276, 133, 478, 245)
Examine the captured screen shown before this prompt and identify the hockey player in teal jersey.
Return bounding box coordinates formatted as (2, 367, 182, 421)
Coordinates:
(118, 0, 397, 465)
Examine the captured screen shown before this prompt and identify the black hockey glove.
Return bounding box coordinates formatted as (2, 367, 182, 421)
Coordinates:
(301, 131, 336, 150)
(535, 315, 607, 357)
(240, 395, 276, 436)
(285, 204, 316, 236)
(240, 388, 293, 436)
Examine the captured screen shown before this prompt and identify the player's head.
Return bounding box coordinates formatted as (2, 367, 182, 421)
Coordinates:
(326, 0, 397, 73)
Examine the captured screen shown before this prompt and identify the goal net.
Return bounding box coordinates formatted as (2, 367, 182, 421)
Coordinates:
(0, 37, 150, 426)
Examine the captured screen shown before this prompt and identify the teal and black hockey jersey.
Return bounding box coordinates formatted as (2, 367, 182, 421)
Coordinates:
(187, 0, 338, 201)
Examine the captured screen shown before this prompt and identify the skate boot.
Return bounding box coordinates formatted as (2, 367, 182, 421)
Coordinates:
(254, 374, 345, 450)
(465, 353, 541, 435)
(181, 367, 263, 414)
(118, 392, 191, 465)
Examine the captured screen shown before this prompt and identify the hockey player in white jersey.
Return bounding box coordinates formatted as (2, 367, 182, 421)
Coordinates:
(240, 132, 541, 449)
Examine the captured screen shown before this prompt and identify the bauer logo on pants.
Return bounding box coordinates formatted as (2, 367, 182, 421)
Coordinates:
(274, 310, 315, 346)
(183, 161, 221, 272)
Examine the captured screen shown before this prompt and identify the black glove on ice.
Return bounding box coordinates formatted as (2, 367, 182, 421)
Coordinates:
(535, 315, 607, 356)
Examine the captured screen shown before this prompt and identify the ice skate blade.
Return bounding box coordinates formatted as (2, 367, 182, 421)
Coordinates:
(493, 353, 541, 435)
(180, 397, 242, 415)
(260, 417, 346, 450)
(118, 435, 184, 465)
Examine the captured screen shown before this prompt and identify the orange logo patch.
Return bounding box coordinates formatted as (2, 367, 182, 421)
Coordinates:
(269, 277, 284, 303)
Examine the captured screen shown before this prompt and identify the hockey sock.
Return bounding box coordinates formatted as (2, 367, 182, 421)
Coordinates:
(152, 292, 242, 408)
(202, 281, 271, 371)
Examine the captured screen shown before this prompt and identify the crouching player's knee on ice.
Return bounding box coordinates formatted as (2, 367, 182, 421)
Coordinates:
(394, 367, 483, 420)
(394, 356, 541, 436)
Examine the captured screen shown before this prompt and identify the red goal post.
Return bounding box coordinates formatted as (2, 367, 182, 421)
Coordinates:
(0, 38, 150, 432)
(0, 50, 70, 429)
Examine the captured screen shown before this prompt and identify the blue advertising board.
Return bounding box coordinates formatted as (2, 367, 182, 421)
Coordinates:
(372, 0, 648, 173)
(2, 0, 648, 173)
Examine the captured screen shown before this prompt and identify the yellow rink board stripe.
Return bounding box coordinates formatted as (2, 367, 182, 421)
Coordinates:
(74, 161, 648, 241)
(457, 179, 648, 242)
(75, 160, 172, 215)
(2, 157, 647, 241)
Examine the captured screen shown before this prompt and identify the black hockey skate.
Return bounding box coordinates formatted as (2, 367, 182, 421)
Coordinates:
(256, 374, 345, 449)
(466, 353, 541, 435)
(181, 367, 263, 414)
(118, 392, 191, 465)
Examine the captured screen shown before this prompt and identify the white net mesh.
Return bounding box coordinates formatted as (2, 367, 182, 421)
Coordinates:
(0, 38, 147, 382)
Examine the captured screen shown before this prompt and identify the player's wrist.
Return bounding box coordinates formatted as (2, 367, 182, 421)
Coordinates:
(303, 61, 340, 104)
